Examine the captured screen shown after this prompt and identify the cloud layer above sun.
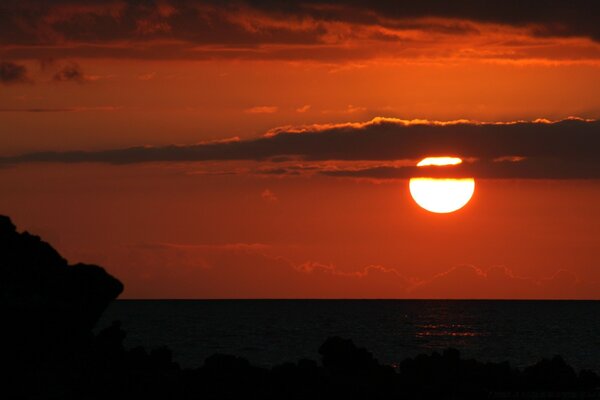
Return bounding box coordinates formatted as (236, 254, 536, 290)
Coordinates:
(4, 117, 600, 179)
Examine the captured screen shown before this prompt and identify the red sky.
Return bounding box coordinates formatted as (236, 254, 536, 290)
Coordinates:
(1, 0, 599, 298)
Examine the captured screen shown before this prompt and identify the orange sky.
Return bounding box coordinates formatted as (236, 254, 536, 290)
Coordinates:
(1, 0, 600, 298)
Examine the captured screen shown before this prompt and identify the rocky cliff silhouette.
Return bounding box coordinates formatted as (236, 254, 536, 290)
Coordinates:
(1, 215, 122, 398)
(1, 215, 598, 399)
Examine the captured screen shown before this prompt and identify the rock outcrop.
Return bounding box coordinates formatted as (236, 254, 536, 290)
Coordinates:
(0, 215, 123, 398)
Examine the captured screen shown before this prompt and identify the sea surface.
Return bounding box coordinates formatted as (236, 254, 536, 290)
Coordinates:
(98, 300, 600, 371)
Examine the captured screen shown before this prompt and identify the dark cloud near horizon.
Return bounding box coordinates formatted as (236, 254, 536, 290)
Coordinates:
(2, 118, 600, 179)
(53, 63, 85, 83)
(1, 1, 600, 61)
(0, 61, 30, 84)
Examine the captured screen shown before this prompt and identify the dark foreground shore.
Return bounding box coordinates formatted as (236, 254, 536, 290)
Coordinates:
(2, 215, 599, 400)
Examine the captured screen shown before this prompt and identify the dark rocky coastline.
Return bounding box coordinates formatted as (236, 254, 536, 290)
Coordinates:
(1, 215, 599, 399)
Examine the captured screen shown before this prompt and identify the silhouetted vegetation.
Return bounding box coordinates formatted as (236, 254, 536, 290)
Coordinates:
(1, 215, 599, 399)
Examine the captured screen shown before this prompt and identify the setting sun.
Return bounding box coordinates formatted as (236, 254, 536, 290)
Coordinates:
(410, 157, 475, 213)
(416, 157, 463, 167)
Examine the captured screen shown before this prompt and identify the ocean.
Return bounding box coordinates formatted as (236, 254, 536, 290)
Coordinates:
(98, 300, 600, 371)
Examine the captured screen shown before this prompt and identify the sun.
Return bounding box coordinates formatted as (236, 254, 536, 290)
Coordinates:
(409, 157, 475, 213)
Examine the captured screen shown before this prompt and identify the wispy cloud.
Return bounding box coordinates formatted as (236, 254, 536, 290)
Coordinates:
(113, 242, 597, 298)
(0, 106, 121, 113)
(137, 72, 157, 81)
(245, 106, 278, 114)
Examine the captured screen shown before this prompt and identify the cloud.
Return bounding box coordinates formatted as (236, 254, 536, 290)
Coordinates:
(0, 108, 73, 113)
(409, 265, 594, 299)
(319, 156, 600, 180)
(1, 1, 600, 62)
(261, 189, 278, 203)
(53, 62, 86, 83)
(244, 105, 278, 114)
(104, 242, 597, 299)
(0, 61, 31, 84)
(107, 242, 413, 298)
(323, 105, 367, 115)
(0, 106, 120, 113)
(3, 117, 600, 179)
(244, 1, 600, 43)
(296, 105, 311, 113)
(137, 72, 157, 81)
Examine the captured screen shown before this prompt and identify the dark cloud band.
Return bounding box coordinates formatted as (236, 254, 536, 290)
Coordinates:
(1, 1, 600, 61)
(0, 61, 30, 84)
(2, 118, 600, 179)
